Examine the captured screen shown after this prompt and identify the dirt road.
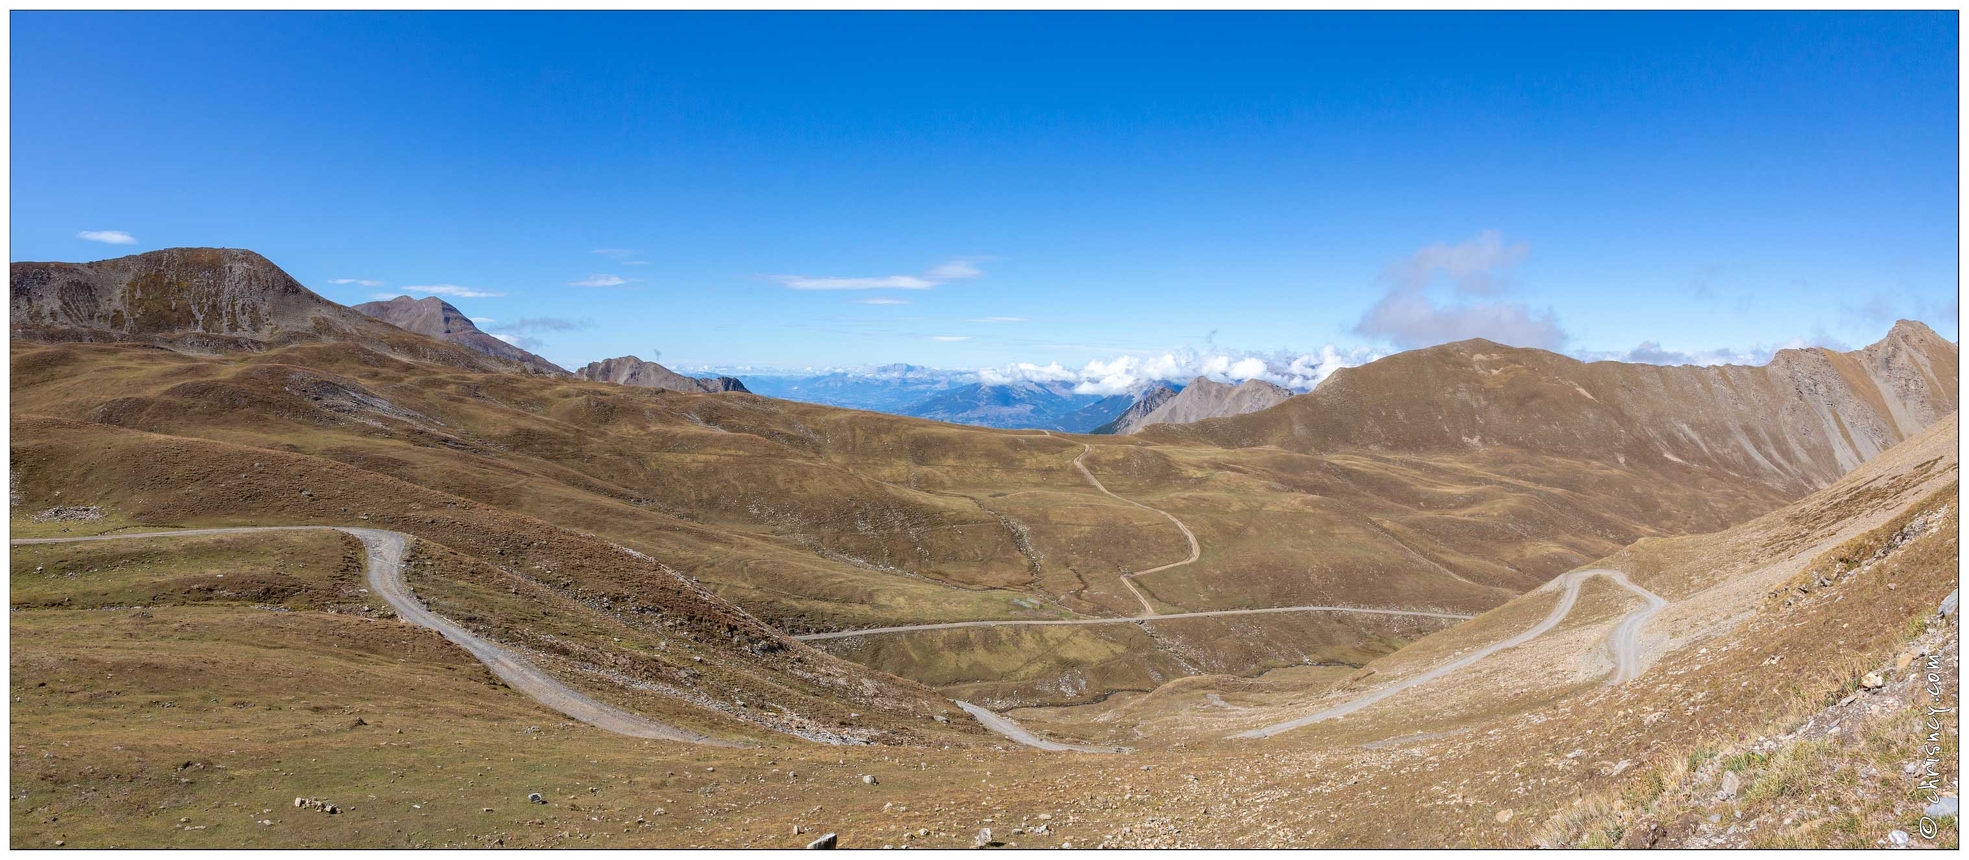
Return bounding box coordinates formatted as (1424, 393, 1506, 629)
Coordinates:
(792, 603, 1476, 642)
(1070, 444, 1199, 615)
(953, 701, 1125, 753)
(13, 526, 742, 747)
(1232, 568, 1665, 739)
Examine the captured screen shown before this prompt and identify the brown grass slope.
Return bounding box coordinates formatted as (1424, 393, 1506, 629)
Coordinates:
(9, 414, 972, 746)
(1148, 321, 1956, 496)
(11, 334, 1813, 705)
(1197, 412, 1956, 745)
(21, 419, 1947, 848)
(975, 414, 1955, 847)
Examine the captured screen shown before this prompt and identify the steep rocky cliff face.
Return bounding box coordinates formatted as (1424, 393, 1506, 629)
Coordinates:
(1149, 321, 1958, 495)
(352, 295, 566, 374)
(1111, 377, 1293, 435)
(1091, 382, 1180, 434)
(577, 355, 749, 394)
(10, 248, 533, 374)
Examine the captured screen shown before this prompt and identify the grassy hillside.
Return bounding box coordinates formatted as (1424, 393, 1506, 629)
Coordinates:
(11, 335, 1820, 702)
(14, 416, 1951, 847)
(8, 330, 1955, 846)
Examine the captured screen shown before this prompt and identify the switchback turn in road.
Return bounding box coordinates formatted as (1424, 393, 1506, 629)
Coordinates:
(1070, 444, 1200, 615)
(795, 443, 1474, 643)
(1232, 568, 1666, 739)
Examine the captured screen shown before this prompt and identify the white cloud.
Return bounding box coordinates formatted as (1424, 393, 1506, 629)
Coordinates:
(329, 278, 385, 287)
(470, 317, 495, 323)
(976, 344, 1381, 395)
(969, 316, 1026, 323)
(927, 259, 986, 280)
(592, 248, 638, 257)
(853, 297, 912, 305)
(397, 284, 506, 298)
(776, 258, 989, 291)
(777, 275, 938, 290)
(77, 230, 137, 245)
(568, 274, 635, 288)
(488, 331, 547, 350)
(1354, 230, 1565, 350)
(928, 335, 973, 342)
(1387, 229, 1528, 296)
(492, 316, 587, 334)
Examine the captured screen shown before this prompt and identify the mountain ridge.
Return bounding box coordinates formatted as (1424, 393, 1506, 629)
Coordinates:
(577, 355, 749, 394)
(10, 247, 547, 375)
(1109, 375, 1294, 435)
(1092, 381, 1181, 434)
(1145, 322, 1957, 495)
(352, 295, 567, 374)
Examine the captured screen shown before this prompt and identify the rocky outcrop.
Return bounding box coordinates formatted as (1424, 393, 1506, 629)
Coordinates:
(352, 295, 566, 375)
(577, 355, 749, 394)
(1149, 320, 1959, 494)
(1091, 382, 1180, 434)
(1110, 377, 1292, 435)
(15, 248, 373, 349)
(10, 248, 544, 374)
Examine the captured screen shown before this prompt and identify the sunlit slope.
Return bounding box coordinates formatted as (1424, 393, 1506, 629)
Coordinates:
(12, 329, 1869, 702)
(1066, 415, 1954, 752)
(9, 415, 971, 745)
(1151, 322, 1955, 495)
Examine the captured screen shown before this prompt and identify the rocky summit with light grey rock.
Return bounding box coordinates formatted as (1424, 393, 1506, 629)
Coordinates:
(577, 355, 749, 394)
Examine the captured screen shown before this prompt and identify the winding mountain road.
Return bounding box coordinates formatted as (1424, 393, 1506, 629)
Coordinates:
(792, 603, 1476, 642)
(796, 443, 1472, 642)
(1232, 568, 1666, 739)
(1070, 444, 1199, 615)
(12, 526, 741, 747)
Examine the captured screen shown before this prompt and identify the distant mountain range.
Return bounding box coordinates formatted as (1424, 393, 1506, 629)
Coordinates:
(720, 367, 1300, 432)
(900, 380, 1136, 433)
(734, 364, 966, 413)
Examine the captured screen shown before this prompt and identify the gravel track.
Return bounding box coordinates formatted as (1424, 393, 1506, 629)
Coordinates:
(13, 526, 743, 747)
(1231, 568, 1665, 739)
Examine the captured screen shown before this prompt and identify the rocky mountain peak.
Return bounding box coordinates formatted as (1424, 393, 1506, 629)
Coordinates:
(352, 295, 566, 375)
(577, 355, 749, 394)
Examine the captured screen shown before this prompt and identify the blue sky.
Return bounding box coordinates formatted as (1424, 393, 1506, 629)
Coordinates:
(12, 12, 1958, 381)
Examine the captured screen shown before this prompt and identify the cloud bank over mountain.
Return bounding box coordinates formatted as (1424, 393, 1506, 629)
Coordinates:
(1353, 230, 1567, 350)
(976, 344, 1383, 394)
